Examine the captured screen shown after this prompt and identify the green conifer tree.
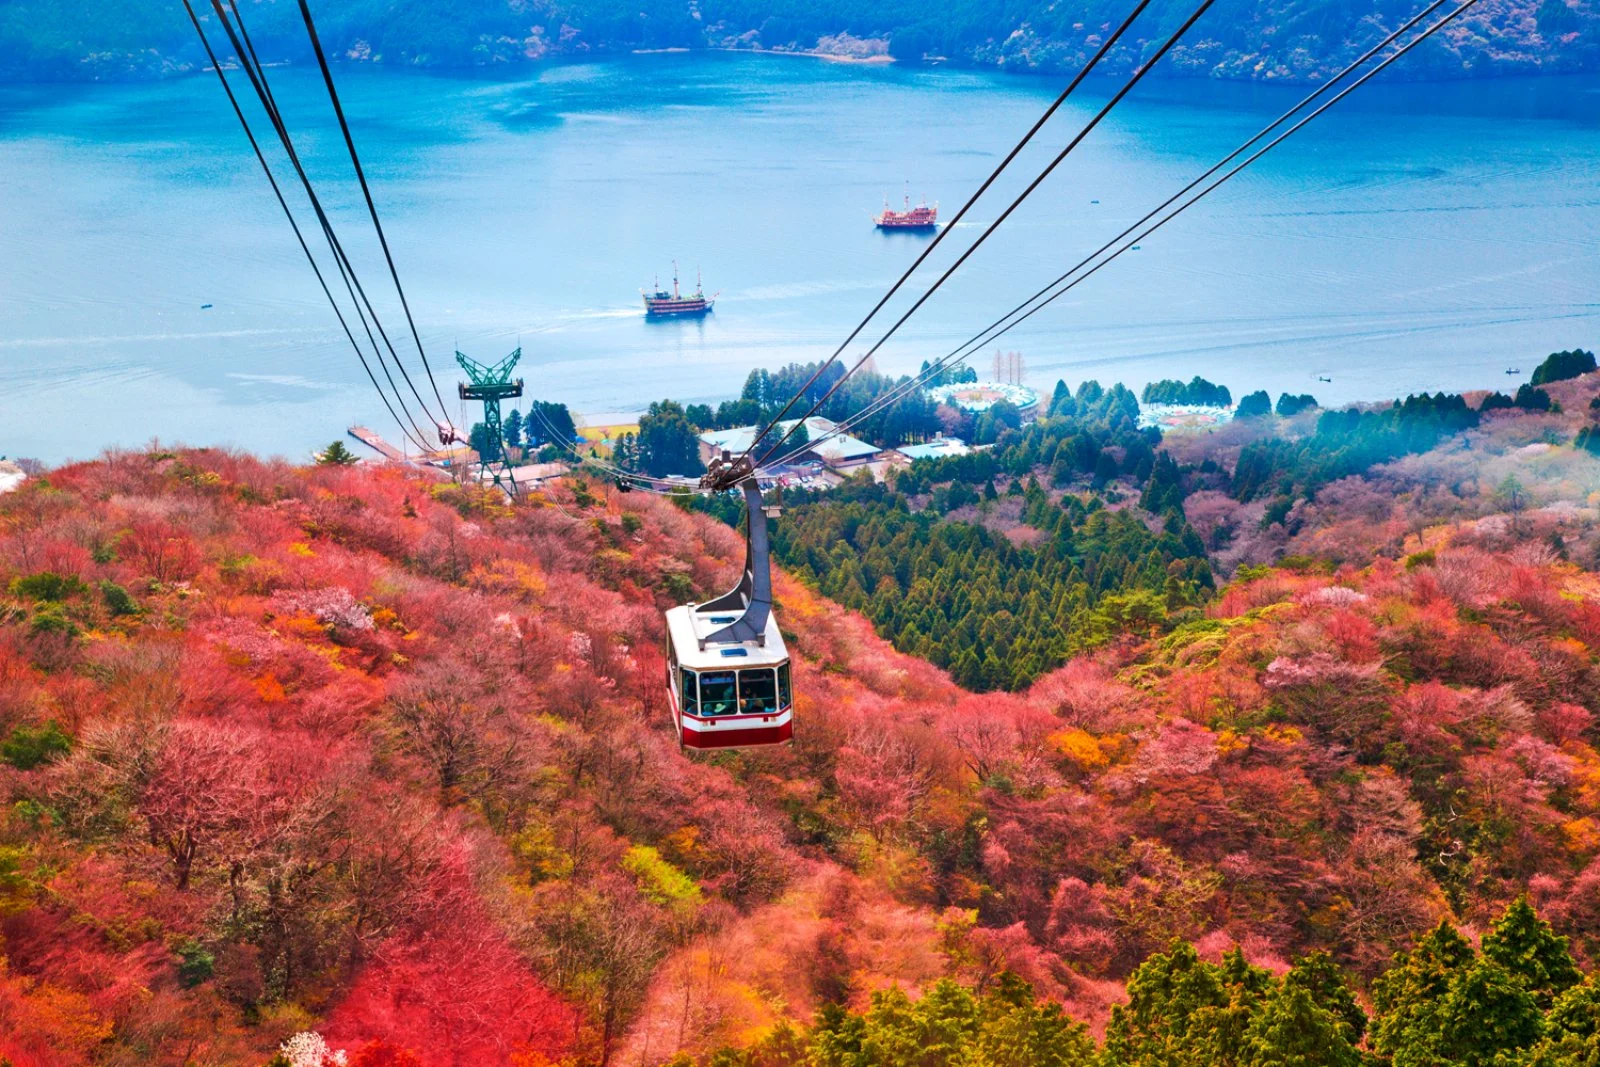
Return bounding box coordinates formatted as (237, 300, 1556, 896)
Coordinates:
(1521, 973, 1600, 1067)
(1481, 896, 1582, 1010)
(1545, 973, 1600, 1043)
(1437, 959, 1543, 1067)
(317, 439, 359, 465)
(858, 985, 929, 1065)
(1187, 948, 1274, 1067)
(811, 1001, 868, 1067)
(744, 1019, 809, 1066)
(1370, 921, 1475, 1066)
(1283, 951, 1366, 1044)
(1241, 984, 1362, 1067)
(1102, 942, 1231, 1067)
(977, 975, 1095, 1067)
(912, 979, 983, 1063)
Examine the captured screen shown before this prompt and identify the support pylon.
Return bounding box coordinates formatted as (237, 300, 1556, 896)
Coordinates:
(456, 347, 524, 497)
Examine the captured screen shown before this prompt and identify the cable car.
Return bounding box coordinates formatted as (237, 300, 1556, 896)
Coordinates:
(665, 477, 793, 750)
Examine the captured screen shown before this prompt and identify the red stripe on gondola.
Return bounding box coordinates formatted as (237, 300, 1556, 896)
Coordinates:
(681, 721, 793, 749)
(667, 685, 791, 749)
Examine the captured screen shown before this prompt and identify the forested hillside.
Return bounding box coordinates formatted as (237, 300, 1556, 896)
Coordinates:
(4, 353, 1600, 1063)
(698, 379, 1215, 691)
(2, 0, 1594, 82)
(691, 361, 1600, 694)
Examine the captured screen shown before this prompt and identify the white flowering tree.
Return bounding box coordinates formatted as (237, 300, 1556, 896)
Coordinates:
(278, 1032, 348, 1067)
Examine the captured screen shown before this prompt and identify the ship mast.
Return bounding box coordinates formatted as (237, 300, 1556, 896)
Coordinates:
(672, 259, 681, 300)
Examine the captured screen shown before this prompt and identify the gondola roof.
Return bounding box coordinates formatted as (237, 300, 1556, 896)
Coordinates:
(665, 604, 788, 669)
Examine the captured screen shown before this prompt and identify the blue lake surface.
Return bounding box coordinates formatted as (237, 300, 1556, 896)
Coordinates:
(1, 54, 1598, 463)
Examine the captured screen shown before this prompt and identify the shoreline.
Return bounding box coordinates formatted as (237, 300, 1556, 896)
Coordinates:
(9, 50, 1598, 89)
(703, 46, 894, 66)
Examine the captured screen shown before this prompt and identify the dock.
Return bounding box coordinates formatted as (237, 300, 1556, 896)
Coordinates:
(348, 425, 479, 469)
(347, 425, 411, 462)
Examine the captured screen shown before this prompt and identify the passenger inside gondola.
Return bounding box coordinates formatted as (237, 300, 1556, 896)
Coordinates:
(698, 670, 738, 716)
(677, 665, 795, 718)
(680, 669, 699, 717)
(739, 667, 777, 714)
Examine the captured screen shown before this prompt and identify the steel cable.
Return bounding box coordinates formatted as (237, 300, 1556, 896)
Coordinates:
(180, 0, 433, 453)
(726, 0, 1158, 471)
(296, 0, 457, 437)
(212, 0, 446, 446)
(763, 0, 1480, 472)
(746, 0, 1218, 473)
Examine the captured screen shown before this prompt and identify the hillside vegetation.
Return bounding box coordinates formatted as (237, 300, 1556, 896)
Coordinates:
(2, 0, 1595, 82)
(688, 355, 1600, 695)
(4, 354, 1600, 1063)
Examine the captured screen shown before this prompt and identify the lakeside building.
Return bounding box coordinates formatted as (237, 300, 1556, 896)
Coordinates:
(893, 435, 971, 463)
(506, 462, 570, 489)
(926, 381, 1040, 420)
(1137, 403, 1236, 431)
(698, 416, 882, 472)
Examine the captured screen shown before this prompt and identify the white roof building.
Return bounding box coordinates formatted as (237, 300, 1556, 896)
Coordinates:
(895, 435, 970, 462)
(698, 416, 881, 469)
(927, 381, 1040, 416)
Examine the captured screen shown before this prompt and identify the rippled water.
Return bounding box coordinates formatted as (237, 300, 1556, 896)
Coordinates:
(2, 55, 1597, 462)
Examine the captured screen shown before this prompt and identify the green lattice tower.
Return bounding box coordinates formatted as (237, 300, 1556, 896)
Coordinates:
(456, 347, 524, 496)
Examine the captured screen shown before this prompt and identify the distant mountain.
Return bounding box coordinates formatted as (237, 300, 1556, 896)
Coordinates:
(1, 0, 1594, 82)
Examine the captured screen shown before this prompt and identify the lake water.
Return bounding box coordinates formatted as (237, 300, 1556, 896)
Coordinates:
(2, 54, 1598, 463)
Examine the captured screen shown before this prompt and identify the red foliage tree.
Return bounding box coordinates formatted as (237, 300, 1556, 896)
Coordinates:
(324, 928, 575, 1067)
(125, 521, 202, 584)
(346, 1038, 426, 1067)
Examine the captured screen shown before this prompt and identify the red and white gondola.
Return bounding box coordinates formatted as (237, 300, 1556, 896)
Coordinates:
(665, 476, 793, 750)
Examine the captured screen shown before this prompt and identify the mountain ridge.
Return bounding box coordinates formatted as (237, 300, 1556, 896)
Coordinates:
(1, 0, 1595, 83)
